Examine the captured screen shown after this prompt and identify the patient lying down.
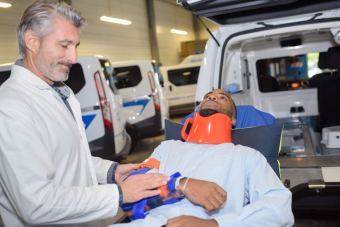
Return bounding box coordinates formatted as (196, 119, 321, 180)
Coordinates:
(113, 89, 294, 227)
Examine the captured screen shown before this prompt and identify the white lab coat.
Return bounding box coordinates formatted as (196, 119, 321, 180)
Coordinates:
(0, 64, 120, 226)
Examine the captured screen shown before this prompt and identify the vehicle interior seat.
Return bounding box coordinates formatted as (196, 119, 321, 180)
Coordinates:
(258, 75, 280, 92)
(309, 52, 329, 88)
(316, 47, 340, 130)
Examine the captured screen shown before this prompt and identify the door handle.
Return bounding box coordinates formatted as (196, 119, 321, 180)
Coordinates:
(169, 85, 172, 91)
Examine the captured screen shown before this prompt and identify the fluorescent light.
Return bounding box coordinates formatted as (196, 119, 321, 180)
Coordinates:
(0, 62, 13, 66)
(171, 29, 187, 35)
(0, 2, 12, 8)
(100, 16, 131, 25)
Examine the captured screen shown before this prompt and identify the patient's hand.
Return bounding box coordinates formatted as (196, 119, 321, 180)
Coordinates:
(166, 215, 218, 227)
(177, 178, 227, 213)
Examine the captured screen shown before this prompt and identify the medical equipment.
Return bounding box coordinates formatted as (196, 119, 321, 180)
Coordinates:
(121, 158, 183, 220)
(182, 112, 232, 144)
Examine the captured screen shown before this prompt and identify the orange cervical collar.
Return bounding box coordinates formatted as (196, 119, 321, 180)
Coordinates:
(181, 112, 232, 144)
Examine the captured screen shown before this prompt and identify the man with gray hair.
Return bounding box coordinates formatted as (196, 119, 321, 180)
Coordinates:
(0, 1, 169, 226)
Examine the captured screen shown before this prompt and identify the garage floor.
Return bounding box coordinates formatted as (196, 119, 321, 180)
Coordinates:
(1, 115, 339, 226)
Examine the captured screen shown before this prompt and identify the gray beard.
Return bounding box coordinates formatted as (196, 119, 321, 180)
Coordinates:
(35, 55, 70, 82)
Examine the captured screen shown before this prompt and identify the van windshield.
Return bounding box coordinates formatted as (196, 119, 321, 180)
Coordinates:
(99, 59, 119, 95)
(65, 63, 86, 94)
(112, 65, 142, 89)
(256, 52, 321, 93)
(168, 66, 200, 86)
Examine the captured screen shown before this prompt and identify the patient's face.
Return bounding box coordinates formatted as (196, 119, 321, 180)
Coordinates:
(198, 89, 236, 126)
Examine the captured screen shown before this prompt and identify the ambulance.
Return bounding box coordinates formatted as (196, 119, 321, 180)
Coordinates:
(178, 0, 340, 209)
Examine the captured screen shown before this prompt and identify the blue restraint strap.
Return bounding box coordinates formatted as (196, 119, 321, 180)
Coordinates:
(130, 171, 182, 219)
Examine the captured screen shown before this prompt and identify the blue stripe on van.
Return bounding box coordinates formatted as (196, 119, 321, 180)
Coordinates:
(123, 99, 150, 114)
(82, 114, 96, 129)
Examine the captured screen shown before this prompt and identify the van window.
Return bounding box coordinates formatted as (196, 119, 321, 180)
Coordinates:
(64, 63, 86, 94)
(256, 53, 321, 93)
(0, 70, 11, 86)
(167, 66, 200, 86)
(99, 59, 119, 95)
(113, 65, 142, 89)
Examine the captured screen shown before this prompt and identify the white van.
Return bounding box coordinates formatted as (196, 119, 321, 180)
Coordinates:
(0, 56, 131, 161)
(180, 53, 204, 64)
(178, 0, 340, 209)
(161, 55, 202, 115)
(111, 60, 169, 144)
(0, 64, 11, 85)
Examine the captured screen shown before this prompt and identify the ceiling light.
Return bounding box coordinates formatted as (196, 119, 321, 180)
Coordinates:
(0, 2, 12, 8)
(171, 29, 187, 35)
(100, 16, 131, 25)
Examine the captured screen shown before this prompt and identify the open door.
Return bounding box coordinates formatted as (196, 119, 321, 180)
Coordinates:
(178, 0, 340, 25)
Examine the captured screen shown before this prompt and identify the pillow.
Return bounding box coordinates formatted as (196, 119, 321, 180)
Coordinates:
(164, 119, 283, 178)
(180, 105, 275, 128)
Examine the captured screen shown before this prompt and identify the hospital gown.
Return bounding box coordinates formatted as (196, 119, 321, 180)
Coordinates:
(113, 140, 294, 227)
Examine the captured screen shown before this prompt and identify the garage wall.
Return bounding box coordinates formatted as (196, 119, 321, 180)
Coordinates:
(72, 0, 151, 63)
(0, 0, 152, 64)
(154, 0, 196, 66)
(0, 0, 196, 66)
(0, 0, 28, 64)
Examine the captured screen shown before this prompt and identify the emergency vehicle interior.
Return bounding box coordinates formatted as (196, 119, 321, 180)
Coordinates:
(220, 26, 340, 209)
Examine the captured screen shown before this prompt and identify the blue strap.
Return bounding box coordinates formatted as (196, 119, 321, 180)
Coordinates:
(163, 172, 182, 205)
(167, 172, 181, 192)
(133, 198, 149, 219)
(127, 172, 183, 220)
(123, 167, 151, 181)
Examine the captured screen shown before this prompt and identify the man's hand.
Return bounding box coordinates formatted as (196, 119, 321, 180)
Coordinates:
(115, 164, 139, 183)
(119, 173, 170, 203)
(166, 215, 218, 227)
(177, 178, 227, 213)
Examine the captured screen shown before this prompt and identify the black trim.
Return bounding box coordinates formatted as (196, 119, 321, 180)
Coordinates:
(182, 0, 295, 17)
(290, 182, 340, 209)
(125, 122, 140, 153)
(185, 122, 192, 134)
(181, 0, 340, 25)
(181, 0, 212, 9)
(169, 102, 196, 115)
(89, 127, 116, 160)
(111, 134, 131, 162)
(134, 110, 163, 139)
(218, 17, 340, 89)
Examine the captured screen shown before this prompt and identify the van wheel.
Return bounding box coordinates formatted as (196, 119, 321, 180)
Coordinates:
(126, 124, 139, 153)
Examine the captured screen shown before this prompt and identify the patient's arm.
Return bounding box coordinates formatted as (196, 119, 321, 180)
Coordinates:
(167, 151, 293, 227)
(177, 178, 227, 213)
(212, 151, 294, 227)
